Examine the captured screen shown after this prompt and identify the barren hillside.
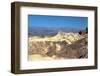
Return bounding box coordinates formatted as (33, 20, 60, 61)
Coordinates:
(28, 31, 87, 61)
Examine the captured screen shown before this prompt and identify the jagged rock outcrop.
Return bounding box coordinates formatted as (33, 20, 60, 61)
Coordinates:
(28, 32, 88, 60)
(55, 35, 88, 59)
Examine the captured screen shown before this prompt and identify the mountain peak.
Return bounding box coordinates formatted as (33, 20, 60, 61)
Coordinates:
(57, 31, 65, 36)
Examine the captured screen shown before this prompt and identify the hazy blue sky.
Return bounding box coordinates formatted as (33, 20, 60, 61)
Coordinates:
(28, 15, 88, 29)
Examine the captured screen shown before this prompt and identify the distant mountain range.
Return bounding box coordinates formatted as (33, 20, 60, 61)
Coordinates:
(28, 26, 83, 37)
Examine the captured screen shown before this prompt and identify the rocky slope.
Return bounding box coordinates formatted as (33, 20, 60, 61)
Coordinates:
(29, 31, 84, 44)
(28, 31, 88, 61)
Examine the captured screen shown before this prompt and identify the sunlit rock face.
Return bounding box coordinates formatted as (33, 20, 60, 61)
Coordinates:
(28, 31, 88, 61)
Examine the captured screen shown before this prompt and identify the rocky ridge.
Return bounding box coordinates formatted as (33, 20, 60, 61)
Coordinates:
(28, 31, 88, 61)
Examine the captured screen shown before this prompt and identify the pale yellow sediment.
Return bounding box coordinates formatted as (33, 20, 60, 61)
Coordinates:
(28, 54, 54, 61)
(29, 32, 84, 44)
